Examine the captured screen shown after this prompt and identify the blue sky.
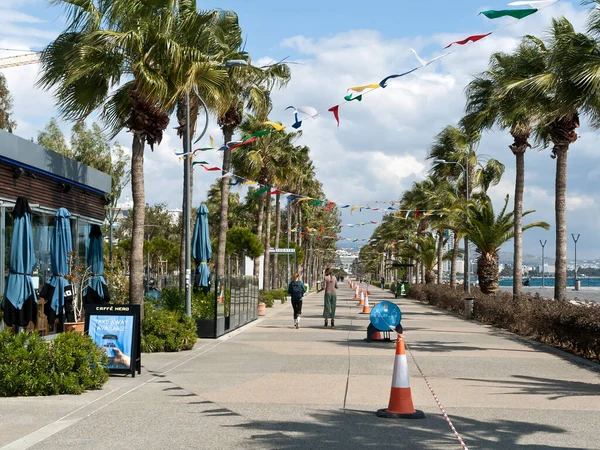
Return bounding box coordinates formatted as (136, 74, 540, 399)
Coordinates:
(2, 0, 599, 260)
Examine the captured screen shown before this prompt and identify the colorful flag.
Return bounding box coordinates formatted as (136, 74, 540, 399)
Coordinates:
(328, 105, 340, 126)
(480, 9, 537, 19)
(445, 32, 492, 49)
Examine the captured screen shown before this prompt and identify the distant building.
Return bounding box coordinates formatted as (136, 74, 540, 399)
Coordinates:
(537, 264, 555, 274)
(336, 249, 357, 274)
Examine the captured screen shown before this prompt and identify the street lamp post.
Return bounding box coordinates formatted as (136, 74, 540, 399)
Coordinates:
(540, 240, 547, 288)
(571, 233, 580, 289)
(434, 156, 470, 293)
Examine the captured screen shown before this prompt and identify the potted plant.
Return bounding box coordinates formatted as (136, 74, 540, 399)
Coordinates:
(64, 252, 92, 333)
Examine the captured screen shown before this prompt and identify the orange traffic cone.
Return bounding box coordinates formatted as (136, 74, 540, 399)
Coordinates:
(354, 287, 359, 299)
(359, 291, 365, 306)
(377, 335, 425, 419)
(218, 286, 225, 303)
(361, 293, 371, 314)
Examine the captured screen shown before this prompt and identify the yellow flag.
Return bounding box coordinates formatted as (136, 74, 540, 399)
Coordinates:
(246, 180, 258, 186)
(348, 83, 380, 93)
(350, 206, 361, 214)
(210, 136, 215, 148)
(263, 121, 286, 131)
(296, 197, 313, 203)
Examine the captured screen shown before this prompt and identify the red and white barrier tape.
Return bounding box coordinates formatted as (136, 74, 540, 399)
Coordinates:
(405, 342, 469, 450)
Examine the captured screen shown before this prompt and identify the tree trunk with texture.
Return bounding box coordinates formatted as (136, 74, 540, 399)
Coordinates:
(477, 254, 499, 295)
(217, 127, 234, 280)
(263, 193, 272, 291)
(450, 232, 459, 288)
(512, 150, 525, 298)
(425, 269, 435, 284)
(129, 134, 145, 314)
(273, 193, 281, 289)
(254, 193, 265, 279)
(554, 146, 568, 301)
(437, 230, 444, 284)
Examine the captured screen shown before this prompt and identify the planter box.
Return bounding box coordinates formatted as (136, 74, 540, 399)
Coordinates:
(195, 319, 215, 338)
(195, 317, 227, 339)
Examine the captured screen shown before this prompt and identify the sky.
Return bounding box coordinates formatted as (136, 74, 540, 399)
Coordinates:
(1, 0, 599, 260)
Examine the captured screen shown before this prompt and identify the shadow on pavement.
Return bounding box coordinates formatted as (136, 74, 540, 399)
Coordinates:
(224, 408, 581, 450)
(458, 375, 600, 400)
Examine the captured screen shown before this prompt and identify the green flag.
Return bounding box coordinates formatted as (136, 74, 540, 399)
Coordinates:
(344, 93, 363, 102)
(252, 186, 270, 196)
(480, 9, 537, 20)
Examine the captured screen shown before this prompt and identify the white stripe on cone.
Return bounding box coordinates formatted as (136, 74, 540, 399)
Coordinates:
(391, 354, 411, 388)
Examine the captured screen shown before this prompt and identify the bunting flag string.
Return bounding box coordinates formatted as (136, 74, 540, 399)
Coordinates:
(324, 0, 559, 126)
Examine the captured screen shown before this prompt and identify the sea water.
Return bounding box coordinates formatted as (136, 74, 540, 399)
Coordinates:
(498, 277, 600, 287)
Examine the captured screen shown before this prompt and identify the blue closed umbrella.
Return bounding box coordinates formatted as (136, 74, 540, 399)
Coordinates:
(42, 208, 72, 326)
(192, 204, 211, 290)
(1, 197, 38, 328)
(84, 225, 110, 304)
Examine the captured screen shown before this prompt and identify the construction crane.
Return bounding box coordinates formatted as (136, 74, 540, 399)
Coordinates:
(0, 52, 41, 70)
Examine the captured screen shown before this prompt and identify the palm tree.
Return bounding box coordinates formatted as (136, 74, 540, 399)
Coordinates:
(503, 16, 600, 300)
(399, 234, 439, 284)
(457, 195, 549, 294)
(214, 46, 290, 282)
(38, 0, 227, 308)
(428, 125, 504, 288)
(232, 115, 299, 288)
(463, 40, 544, 298)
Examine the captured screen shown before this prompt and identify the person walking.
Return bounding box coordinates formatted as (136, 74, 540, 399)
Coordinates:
(380, 275, 385, 290)
(288, 272, 306, 329)
(323, 268, 338, 328)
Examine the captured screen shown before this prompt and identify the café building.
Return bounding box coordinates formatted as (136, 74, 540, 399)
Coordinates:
(0, 129, 112, 333)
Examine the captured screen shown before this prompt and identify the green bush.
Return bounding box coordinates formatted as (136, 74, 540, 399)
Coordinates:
(141, 303, 197, 353)
(191, 289, 215, 319)
(0, 330, 108, 397)
(409, 284, 600, 362)
(156, 287, 185, 312)
(259, 289, 288, 308)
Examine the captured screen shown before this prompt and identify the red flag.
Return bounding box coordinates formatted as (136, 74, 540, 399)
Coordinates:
(328, 105, 340, 126)
(268, 189, 281, 195)
(201, 165, 221, 171)
(325, 201, 334, 211)
(445, 32, 492, 49)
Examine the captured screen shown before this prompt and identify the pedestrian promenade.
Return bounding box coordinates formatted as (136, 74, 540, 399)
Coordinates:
(2, 282, 600, 449)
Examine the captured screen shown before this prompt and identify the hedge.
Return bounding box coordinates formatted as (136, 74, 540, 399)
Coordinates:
(0, 330, 108, 397)
(141, 303, 197, 353)
(409, 284, 600, 362)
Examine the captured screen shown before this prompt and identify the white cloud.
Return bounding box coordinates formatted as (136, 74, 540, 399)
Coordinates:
(3, 0, 600, 258)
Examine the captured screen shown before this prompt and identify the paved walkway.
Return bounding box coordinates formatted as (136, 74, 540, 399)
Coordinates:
(2, 282, 600, 449)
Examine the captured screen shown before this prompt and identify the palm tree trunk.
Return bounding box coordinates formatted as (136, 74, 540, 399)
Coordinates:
(554, 146, 568, 301)
(437, 230, 444, 284)
(513, 151, 525, 298)
(254, 193, 265, 278)
(216, 126, 234, 280)
(450, 232, 459, 288)
(425, 269, 435, 284)
(263, 193, 272, 291)
(477, 254, 499, 295)
(273, 193, 281, 289)
(130, 134, 145, 314)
